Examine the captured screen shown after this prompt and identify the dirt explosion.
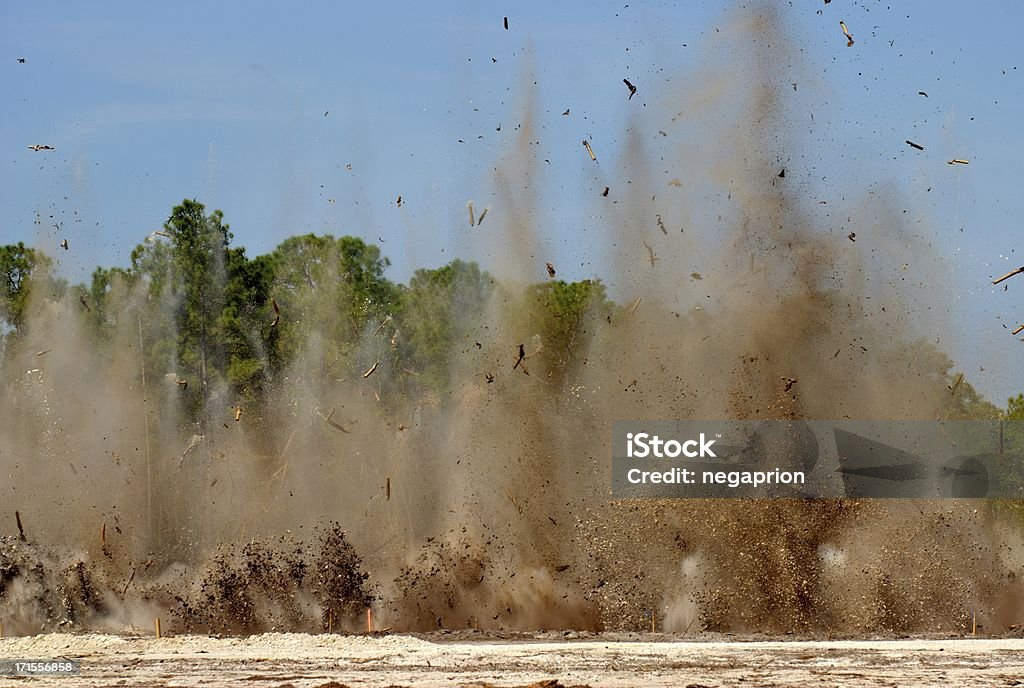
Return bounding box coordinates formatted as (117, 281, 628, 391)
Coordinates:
(1, 3, 1021, 637)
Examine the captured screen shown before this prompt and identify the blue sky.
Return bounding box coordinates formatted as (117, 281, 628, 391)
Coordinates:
(1, 1, 1022, 402)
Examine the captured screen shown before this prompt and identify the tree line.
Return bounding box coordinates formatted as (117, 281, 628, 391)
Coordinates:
(0, 200, 614, 425)
(2, 199, 1021, 430)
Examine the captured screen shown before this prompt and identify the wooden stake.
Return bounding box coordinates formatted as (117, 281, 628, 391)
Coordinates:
(0, 619, 4, 638)
(582, 140, 597, 162)
(367, 608, 374, 633)
(15, 511, 24, 541)
(386, 477, 391, 501)
(155, 617, 161, 638)
(328, 608, 333, 634)
(972, 610, 976, 636)
(1012, 325, 1024, 336)
(101, 522, 106, 547)
(993, 266, 1024, 285)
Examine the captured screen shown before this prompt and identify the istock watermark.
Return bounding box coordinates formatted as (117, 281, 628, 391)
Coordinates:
(611, 420, 1024, 499)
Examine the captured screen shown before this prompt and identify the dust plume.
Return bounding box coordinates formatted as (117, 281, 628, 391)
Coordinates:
(1, 2, 1020, 637)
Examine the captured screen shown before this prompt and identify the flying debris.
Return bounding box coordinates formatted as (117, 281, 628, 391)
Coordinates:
(623, 78, 637, 99)
(848, 232, 857, 242)
(905, 140, 924, 151)
(503, 16, 508, 30)
(513, 344, 528, 374)
(397, 195, 402, 207)
(947, 158, 969, 165)
(546, 262, 556, 278)
(234, 406, 242, 422)
(319, 407, 350, 433)
(778, 168, 786, 178)
(477, 206, 489, 225)
(782, 377, 798, 392)
(602, 186, 609, 197)
(485, 373, 495, 384)
(270, 298, 280, 327)
(324, 110, 329, 117)
(656, 214, 668, 235)
(18, 58, 26, 63)
(948, 373, 964, 395)
(840, 21, 854, 47)
(918, 91, 928, 97)
(582, 139, 597, 161)
(178, 434, 204, 469)
(628, 297, 642, 314)
(690, 272, 702, 280)
(562, 108, 570, 116)
(1013, 325, 1024, 336)
(27, 144, 54, 151)
(175, 376, 188, 390)
(993, 266, 1024, 285)
(467, 200, 475, 226)
(362, 360, 380, 379)
(643, 242, 658, 267)
(60, 238, 68, 250)
(79, 295, 91, 312)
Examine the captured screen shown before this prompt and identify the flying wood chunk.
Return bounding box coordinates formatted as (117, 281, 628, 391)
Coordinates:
(320, 407, 350, 433)
(839, 21, 854, 47)
(582, 140, 597, 162)
(374, 315, 392, 335)
(623, 78, 637, 99)
(27, 144, 54, 151)
(643, 241, 658, 267)
(628, 297, 642, 314)
(503, 16, 508, 30)
(477, 206, 489, 225)
(467, 200, 475, 226)
(1013, 325, 1024, 336)
(15, 510, 25, 541)
(656, 214, 668, 235)
(993, 266, 1024, 285)
(546, 262, 556, 278)
(362, 360, 380, 378)
(782, 377, 798, 392)
(949, 373, 964, 395)
(948, 158, 969, 165)
(906, 140, 924, 151)
(504, 488, 524, 515)
(234, 406, 242, 422)
(270, 298, 280, 327)
(513, 344, 528, 374)
(602, 186, 609, 197)
(36, 349, 51, 356)
(397, 195, 402, 207)
(79, 295, 91, 312)
(175, 376, 188, 390)
(60, 238, 68, 250)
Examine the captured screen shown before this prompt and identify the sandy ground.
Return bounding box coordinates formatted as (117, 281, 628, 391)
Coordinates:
(1, 633, 1023, 687)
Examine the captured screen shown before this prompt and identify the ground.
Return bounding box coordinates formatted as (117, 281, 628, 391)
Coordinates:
(2, 633, 1023, 687)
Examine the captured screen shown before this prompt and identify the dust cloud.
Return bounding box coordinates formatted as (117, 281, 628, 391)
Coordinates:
(1, 3, 1021, 637)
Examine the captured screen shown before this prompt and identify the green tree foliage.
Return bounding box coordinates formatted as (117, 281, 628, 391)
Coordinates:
(164, 200, 232, 412)
(398, 259, 494, 390)
(270, 233, 398, 379)
(0, 242, 51, 333)
(521, 278, 614, 382)
(1006, 394, 1024, 421)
